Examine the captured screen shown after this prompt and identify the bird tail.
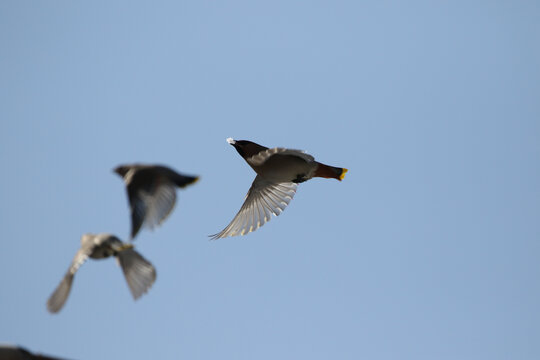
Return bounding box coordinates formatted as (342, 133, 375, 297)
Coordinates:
(47, 271, 75, 313)
(173, 174, 199, 188)
(314, 163, 348, 181)
(116, 248, 156, 300)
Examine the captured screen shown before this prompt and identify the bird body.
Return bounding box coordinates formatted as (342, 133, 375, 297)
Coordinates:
(228, 138, 346, 183)
(46, 233, 156, 313)
(211, 139, 347, 239)
(114, 164, 199, 239)
(82, 233, 124, 259)
(251, 151, 316, 183)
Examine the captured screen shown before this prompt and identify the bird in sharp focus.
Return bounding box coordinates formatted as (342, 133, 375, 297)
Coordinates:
(210, 138, 347, 239)
(46, 233, 156, 314)
(114, 164, 199, 240)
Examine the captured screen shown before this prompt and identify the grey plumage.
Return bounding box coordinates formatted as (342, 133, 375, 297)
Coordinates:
(211, 138, 347, 239)
(114, 164, 199, 239)
(211, 176, 298, 239)
(46, 233, 156, 314)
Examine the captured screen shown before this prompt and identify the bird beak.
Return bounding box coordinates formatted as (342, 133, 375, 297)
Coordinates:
(226, 137, 236, 145)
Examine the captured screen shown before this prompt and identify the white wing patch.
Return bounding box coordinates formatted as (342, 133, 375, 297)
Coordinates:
(211, 175, 298, 239)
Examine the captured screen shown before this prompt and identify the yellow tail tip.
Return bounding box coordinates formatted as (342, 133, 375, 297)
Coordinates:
(339, 168, 348, 181)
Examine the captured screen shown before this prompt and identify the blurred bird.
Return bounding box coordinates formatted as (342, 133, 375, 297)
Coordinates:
(47, 233, 156, 314)
(211, 138, 347, 239)
(114, 164, 199, 239)
(0, 344, 67, 360)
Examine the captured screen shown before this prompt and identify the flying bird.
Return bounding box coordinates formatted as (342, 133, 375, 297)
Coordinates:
(114, 164, 199, 239)
(211, 138, 347, 239)
(46, 233, 156, 313)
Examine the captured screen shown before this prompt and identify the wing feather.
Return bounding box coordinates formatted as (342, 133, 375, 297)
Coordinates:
(211, 175, 297, 239)
(46, 246, 92, 313)
(116, 248, 156, 300)
(128, 176, 177, 239)
(247, 147, 315, 166)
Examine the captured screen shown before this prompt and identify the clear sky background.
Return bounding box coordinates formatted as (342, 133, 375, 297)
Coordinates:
(1, 1, 539, 359)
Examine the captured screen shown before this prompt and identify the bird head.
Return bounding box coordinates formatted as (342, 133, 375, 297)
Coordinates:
(226, 138, 268, 159)
(113, 165, 131, 178)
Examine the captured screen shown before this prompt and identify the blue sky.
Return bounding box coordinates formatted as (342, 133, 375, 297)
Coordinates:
(1, 1, 539, 359)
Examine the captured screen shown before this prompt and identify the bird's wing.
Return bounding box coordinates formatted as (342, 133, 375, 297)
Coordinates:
(46, 245, 92, 313)
(116, 248, 156, 300)
(128, 173, 177, 239)
(211, 175, 297, 239)
(247, 147, 315, 166)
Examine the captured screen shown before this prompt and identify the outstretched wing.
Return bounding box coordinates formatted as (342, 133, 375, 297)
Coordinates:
(116, 248, 157, 300)
(46, 244, 93, 313)
(128, 172, 177, 239)
(211, 175, 297, 239)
